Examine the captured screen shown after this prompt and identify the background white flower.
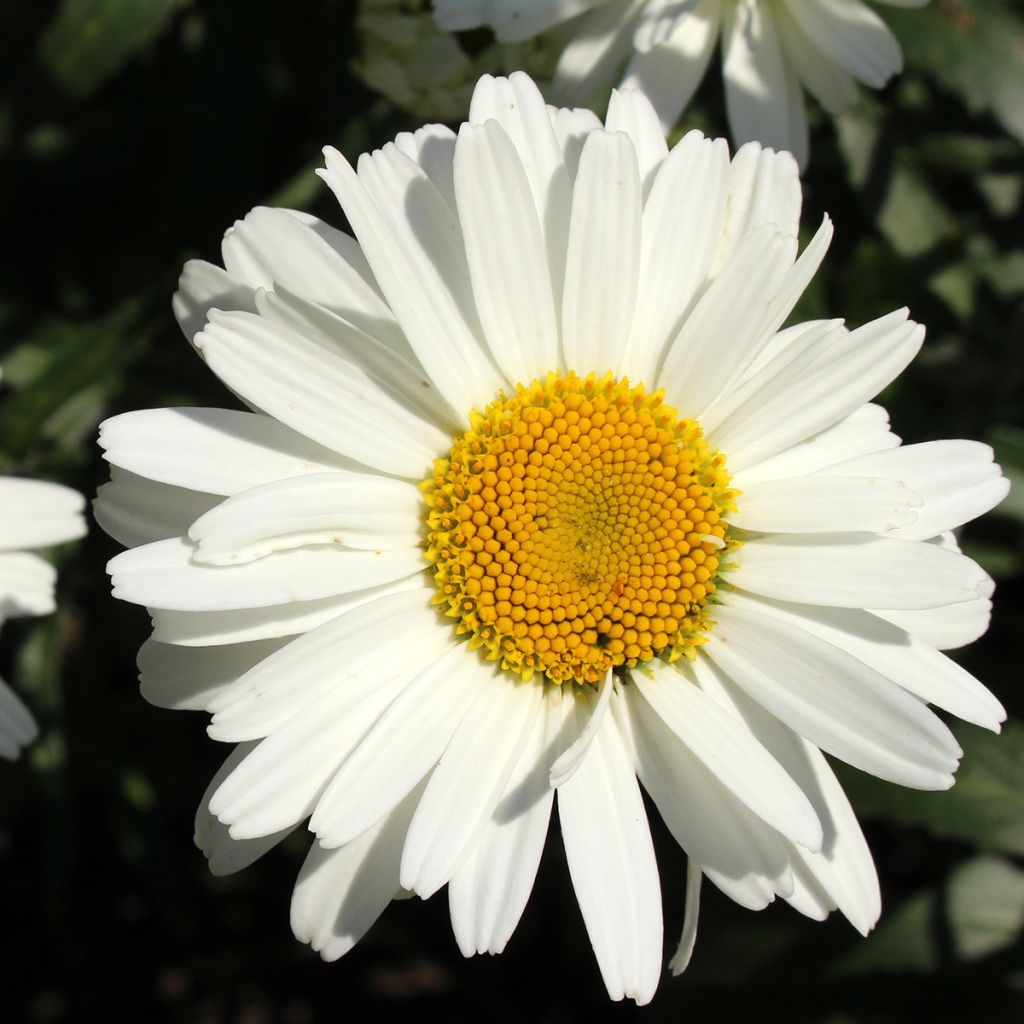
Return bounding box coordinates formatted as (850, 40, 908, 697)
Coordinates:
(434, 0, 930, 167)
(98, 72, 1006, 1004)
(0, 370, 87, 760)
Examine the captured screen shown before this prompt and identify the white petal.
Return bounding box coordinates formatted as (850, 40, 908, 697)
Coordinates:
(722, 1, 809, 167)
(173, 259, 256, 345)
(453, 119, 560, 383)
(188, 472, 423, 566)
(731, 402, 899, 485)
(714, 309, 924, 471)
(785, 0, 903, 88)
(433, 0, 489, 33)
(98, 407, 354, 497)
(874, 598, 993, 651)
(206, 584, 439, 742)
(401, 676, 543, 898)
(548, 105, 603, 180)
(393, 124, 458, 210)
(549, 668, 612, 788)
(0, 677, 38, 760)
(562, 130, 643, 376)
(310, 645, 486, 848)
(694, 661, 881, 934)
(469, 73, 573, 310)
(290, 785, 423, 961)
(196, 310, 445, 478)
(254, 285, 454, 433)
(712, 142, 801, 274)
(621, 130, 730, 383)
(659, 224, 798, 416)
(194, 742, 294, 876)
(148, 579, 419, 647)
(615, 683, 793, 908)
(604, 87, 669, 196)
(634, 662, 822, 850)
(207, 641, 432, 839)
(774, 1, 859, 114)
(319, 144, 505, 419)
(668, 860, 702, 975)
(558, 707, 663, 1005)
(0, 478, 85, 550)
(706, 602, 962, 789)
(621, 0, 722, 133)
(0, 552, 56, 617)
(819, 441, 1010, 541)
(729, 474, 921, 534)
(487, 0, 608, 43)
(108, 536, 423, 612)
(448, 689, 567, 956)
(94, 469, 219, 549)
(731, 532, 993, 610)
(219, 206, 401, 344)
(138, 636, 292, 711)
(723, 589, 1005, 734)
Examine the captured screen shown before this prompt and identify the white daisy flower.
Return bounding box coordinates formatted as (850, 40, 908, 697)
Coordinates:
(434, 0, 929, 167)
(0, 370, 87, 759)
(98, 72, 1006, 1004)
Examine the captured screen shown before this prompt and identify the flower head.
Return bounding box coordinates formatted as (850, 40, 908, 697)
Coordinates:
(0, 370, 86, 759)
(435, 0, 929, 167)
(98, 72, 1006, 1004)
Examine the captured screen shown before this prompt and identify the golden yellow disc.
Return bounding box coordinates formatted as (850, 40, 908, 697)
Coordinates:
(422, 372, 736, 685)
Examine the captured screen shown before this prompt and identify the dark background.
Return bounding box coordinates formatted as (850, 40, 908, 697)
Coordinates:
(1, 1, 1022, 1020)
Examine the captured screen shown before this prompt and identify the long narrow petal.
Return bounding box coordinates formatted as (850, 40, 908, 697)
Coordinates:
(194, 742, 294, 876)
(728, 475, 921, 534)
(562, 130, 643, 377)
(138, 636, 292, 712)
(549, 668, 612, 788)
(605, 87, 669, 196)
(622, 130, 730, 383)
(731, 532, 993, 610)
(634, 662, 822, 850)
(206, 584, 438, 741)
(310, 645, 488, 848)
(448, 689, 569, 956)
(188, 472, 423, 565)
(668, 860, 702, 975)
(290, 786, 423, 961)
(0, 478, 85, 551)
(723, 591, 1005, 731)
(454, 119, 560, 384)
(706, 602, 963, 788)
(196, 310, 446, 478)
(401, 676, 543, 898)
(98, 408, 354, 497)
(559, 708, 663, 1005)
(319, 145, 505, 419)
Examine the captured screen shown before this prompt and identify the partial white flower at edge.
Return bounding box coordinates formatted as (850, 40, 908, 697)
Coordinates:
(0, 371, 87, 759)
(97, 72, 1006, 1005)
(434, 0, 930, 168)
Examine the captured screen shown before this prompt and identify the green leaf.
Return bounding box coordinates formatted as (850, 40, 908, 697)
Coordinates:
(37, 0, 190, 99)
(888, 0, 1024, 144)
(840, 720, 1024, 856)
(948, 855, 1024, 961)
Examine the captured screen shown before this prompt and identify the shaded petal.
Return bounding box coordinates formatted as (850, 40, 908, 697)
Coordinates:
(401, 676, 543, 898)
(562, 130, 643, 377)
(558, 706, 663, 1005)
(0, 677, 38, 760)
(194, 742, 294, 876)
(453, 119, 560, 383)
(706, 602, 962, 789)
(108, 536, 423, 612)
(0, 478, 85, 551)
(0, 552, 56, 617)
(98, 408, 355, 498)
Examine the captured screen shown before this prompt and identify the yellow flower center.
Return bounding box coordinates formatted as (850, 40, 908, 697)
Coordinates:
(422, 372, 736, 685)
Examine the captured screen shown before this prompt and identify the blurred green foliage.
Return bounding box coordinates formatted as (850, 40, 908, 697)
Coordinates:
(1, 0, 1022, 1021)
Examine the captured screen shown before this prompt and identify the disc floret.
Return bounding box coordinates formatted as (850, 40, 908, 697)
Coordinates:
(423, 372, 736, 685)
